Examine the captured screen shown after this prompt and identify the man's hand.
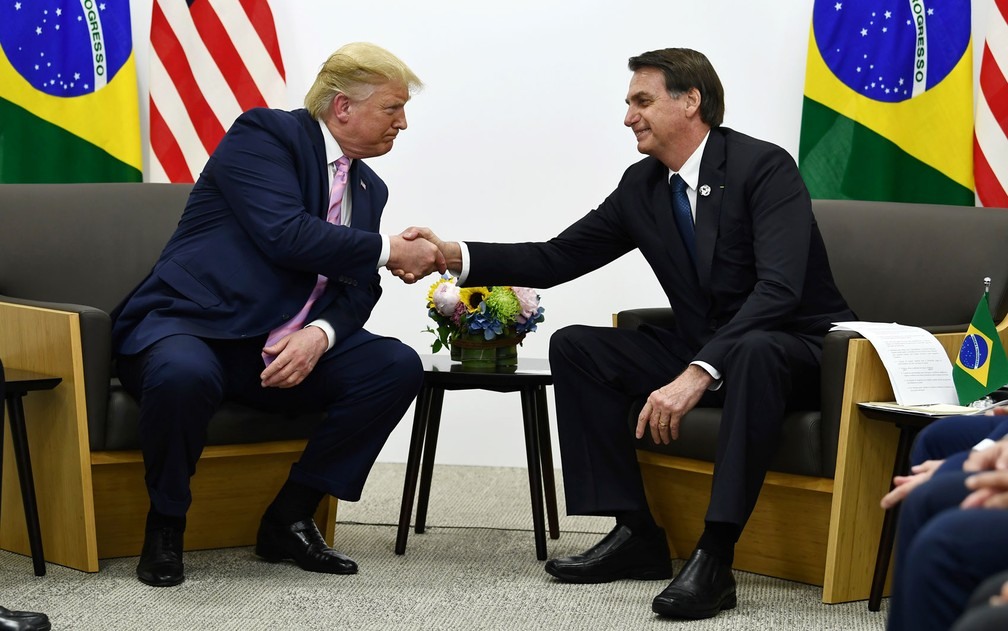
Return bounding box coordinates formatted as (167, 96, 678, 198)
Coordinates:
(880, 459, 944, 509)
(387, 233, 446, 284)
(260, 326, 328, 388)
(962, 469, 1008, 509)
(963, 435, 1008, 472)
(635, 365, 712, 445)
(393, 227, 463, 277)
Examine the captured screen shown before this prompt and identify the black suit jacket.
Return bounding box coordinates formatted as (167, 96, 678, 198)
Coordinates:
(112, 108, 387, 356)
(465, 127, 854, 370)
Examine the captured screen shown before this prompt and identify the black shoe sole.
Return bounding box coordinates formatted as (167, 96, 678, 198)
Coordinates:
(652, 593, 737, 619)
(136, 571, 185, 587)
(544, 562, 674, 584)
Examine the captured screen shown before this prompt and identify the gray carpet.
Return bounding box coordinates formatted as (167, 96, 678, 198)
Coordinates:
(0, 463, 888, 630)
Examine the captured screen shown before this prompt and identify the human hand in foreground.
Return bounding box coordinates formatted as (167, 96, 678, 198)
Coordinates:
(387, 233, 446, 284)
(880, 459, 944, 509)
(962, 469, 1008, 509)
(260, 326, 328, 388)
(635, 365, 712, 445)
(963, 435, 1008, 472)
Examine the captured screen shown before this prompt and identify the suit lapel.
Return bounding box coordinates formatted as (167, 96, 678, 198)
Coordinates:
(348, 161, 373, 229)
(295, 109, 330, 218)
(694, 130, 726, 290)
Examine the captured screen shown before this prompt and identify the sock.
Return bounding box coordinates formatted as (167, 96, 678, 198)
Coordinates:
(614, 509, 660, 535)
(145, 508, 186, 533)
(697, 521, 739, 566)
(264, 478, 325, 525)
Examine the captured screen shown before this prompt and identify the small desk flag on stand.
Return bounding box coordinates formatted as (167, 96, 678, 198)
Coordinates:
(953, 278, 1008, 405)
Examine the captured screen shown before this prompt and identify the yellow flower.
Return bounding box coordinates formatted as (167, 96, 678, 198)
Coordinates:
(458, 286, 490, 313)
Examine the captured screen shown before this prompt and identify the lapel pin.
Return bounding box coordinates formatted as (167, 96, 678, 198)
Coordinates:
(360, 181, 367, 190)
(699, 184, 711, 197)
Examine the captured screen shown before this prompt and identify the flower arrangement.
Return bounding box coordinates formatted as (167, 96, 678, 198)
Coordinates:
(425, 275, 545, 354)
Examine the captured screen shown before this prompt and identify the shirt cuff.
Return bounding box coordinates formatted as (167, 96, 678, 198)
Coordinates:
(690, 360, 723, 391)
(457, 241, 471, 283)
(376, 234, 391, 268)
(306, 320, 335, 352)
(973, 438, 997, 452)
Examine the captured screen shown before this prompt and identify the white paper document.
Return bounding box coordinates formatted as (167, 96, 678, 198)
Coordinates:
(832, 321, 959, 406)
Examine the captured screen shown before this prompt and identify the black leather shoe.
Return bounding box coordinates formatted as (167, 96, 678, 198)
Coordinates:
(543, 524, 673, 583)
(136, 527, 184, 587)
(0, 607, 50, 631)
(652, 548, 737, 619)
(255, 517, 357, 574)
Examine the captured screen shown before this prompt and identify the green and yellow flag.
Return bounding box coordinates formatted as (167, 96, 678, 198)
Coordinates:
(954, 292, 1008, 405)
(799, 0, 973, 204)
(0, 1, 141, 182)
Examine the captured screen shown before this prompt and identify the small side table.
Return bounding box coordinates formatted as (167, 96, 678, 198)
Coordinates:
(2, 368, 61, 576)
(396, 355, 559, 560)
(857, 403, 940, 612)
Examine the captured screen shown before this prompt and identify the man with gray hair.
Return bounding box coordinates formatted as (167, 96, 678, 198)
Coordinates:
(112, 42, 444, 587)
(404, 47, 853, 620)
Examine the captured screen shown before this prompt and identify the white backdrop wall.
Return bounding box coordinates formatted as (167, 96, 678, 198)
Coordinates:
(126, 0, 991, 468)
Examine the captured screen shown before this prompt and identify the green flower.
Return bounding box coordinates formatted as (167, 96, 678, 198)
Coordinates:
(484, 286, 521, 324)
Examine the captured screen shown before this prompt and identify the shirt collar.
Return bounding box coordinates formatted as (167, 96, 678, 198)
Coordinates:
(318, 120, 351, 170)
(669, 130, 710, 191)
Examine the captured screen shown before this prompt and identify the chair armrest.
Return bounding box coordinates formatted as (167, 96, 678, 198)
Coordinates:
(614, 308, 676, 331)
(0, 296, 112, 448)
(818, 329, 861, 478)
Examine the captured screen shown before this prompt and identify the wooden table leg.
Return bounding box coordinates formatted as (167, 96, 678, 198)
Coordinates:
(415, 388, 445, 534)
(6, 395, 46, 576)
(535, 384, 559, 540)
(520, 387, 548, 560)
(395, 384, 433, 555)
(869, 425, 918, 611)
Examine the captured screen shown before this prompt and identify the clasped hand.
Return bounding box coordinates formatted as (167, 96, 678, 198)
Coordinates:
(386, 231, 445, 284)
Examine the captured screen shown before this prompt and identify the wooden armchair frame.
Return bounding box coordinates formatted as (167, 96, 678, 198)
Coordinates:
(0, 302, 337, 572)
(621, 312, 1008, 603)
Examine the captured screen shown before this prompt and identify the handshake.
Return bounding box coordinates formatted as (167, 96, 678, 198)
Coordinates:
(385, 227, 460, 284)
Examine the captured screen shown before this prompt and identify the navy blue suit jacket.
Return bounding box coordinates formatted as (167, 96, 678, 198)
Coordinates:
(465, 127, 855, 369)
(112, 108, 387, 356)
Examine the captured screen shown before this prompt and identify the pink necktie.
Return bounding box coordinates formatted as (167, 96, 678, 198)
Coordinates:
(263, 157, 350, 364)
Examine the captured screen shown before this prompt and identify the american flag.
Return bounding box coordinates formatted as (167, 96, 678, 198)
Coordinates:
(149, 0, 286, 183)
(975, 0, 1008, 207)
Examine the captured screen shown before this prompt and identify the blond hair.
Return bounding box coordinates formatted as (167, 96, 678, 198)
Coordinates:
(304, 42, 423, 119)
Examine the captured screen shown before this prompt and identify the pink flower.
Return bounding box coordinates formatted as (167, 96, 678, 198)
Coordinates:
(433, 282, 461, 317)
(512, 287, 540, 323)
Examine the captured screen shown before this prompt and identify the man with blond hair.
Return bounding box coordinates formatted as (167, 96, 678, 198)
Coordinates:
(112, 42, 444, 587)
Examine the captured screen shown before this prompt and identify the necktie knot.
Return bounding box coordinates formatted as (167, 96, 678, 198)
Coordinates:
(335, 156, 350, 181)
(671, 173, 687, 194)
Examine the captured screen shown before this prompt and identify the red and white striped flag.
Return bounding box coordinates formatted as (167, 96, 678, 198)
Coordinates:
(149, 0, 286, 183)
(975, 0, 1008, 207)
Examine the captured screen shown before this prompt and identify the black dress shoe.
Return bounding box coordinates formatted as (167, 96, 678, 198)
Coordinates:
(543, 524, 673, 583)
(652, 548, 736, 619)
(255, 517, 357, 574)
(136, 527, 184, 587)
(0, 607, 50, 631)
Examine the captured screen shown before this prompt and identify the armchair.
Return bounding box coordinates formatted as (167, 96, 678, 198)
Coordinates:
(619, 199, 1008, 603)
(0, 183, 336, 572)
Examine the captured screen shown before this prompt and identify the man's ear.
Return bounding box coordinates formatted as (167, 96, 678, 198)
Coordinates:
(684, 87, 702, 118)
(332, 92, 352, 123)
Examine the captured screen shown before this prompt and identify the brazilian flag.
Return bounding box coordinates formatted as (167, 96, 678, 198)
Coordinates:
(954, 293, 1008, 405)
(799, 0, 973, 204)
(0, 1, 141, 182)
